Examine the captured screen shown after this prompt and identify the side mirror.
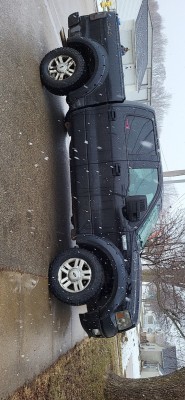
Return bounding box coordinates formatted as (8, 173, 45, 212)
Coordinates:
(122, 195, 147, 222)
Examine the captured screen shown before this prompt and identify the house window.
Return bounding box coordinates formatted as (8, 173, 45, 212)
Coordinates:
(147, 315, 154, 324)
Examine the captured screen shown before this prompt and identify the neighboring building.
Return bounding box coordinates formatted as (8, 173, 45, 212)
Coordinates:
(117, 0, 152, 104)
(140, 343, 177, 378)
(141, 284, 160, 331)
(140, 283, 177, 378)
(142, 308, 157, 332)
(97, 0, 152, 103)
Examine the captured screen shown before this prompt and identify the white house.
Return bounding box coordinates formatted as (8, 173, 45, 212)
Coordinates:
(117, 0, 152, 104)
(97, 0, 152, 103)
(140, 283, 177, 378)
(140, 343, 177, 378)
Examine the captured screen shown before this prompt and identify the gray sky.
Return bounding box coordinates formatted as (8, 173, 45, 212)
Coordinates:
(157, 0, 185, 208)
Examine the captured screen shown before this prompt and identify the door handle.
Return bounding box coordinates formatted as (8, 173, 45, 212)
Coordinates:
(108, 110, 116, 121)
(112, 163, 121, 176)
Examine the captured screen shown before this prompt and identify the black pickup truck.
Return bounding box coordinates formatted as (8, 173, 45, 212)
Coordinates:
(40, 11, 163, 338)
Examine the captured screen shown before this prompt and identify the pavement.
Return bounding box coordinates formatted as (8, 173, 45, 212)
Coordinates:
(0, 0, 95, 276)
(0, 0, 95, 398)
(0, 271, 87, 399)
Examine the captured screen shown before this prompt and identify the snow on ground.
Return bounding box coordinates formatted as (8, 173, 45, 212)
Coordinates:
(121, 327, 141, 378)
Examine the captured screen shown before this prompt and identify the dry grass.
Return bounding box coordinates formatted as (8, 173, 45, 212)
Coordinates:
(8, 336, 123, 400)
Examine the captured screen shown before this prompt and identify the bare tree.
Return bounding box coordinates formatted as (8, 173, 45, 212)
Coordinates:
(149, 0, 171, 129)
(142, 209, 185, 338)
(142, 209, 185, 268)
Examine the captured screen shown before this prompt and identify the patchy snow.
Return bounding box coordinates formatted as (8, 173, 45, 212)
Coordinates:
(121, 327, 141, 378)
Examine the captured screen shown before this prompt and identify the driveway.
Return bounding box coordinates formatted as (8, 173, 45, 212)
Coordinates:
(0, 0, 95, 397)
(0, 0, 95, 276)
(0, 271, 87, 398)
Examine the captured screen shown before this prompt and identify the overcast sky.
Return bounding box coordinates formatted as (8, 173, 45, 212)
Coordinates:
(157, 0, 185, 208)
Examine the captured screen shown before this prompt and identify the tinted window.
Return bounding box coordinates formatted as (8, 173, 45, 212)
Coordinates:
(128, 168, 158, 206)
(125, 116, 156, 155)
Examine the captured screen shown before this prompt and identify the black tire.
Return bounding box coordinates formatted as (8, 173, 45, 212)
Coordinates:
(48, 248, 104, 306)
(40, 47, 86, 96)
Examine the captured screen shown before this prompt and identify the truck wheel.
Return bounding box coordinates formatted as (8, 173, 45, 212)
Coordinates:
(40, 47, 86, 95)
(48, 248, 104, 305)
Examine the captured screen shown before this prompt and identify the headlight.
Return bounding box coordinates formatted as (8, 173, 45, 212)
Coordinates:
(115, 310, 132, 331)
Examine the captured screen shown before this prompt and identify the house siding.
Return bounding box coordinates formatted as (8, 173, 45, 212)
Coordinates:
(117, 0, 143, 21)
(141, 343, 164, 364)
(141, 368, 160, 378)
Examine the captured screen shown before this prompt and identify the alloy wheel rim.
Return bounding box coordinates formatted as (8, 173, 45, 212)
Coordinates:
(58, 257, 92, 293)
(48, 55, 76, 80)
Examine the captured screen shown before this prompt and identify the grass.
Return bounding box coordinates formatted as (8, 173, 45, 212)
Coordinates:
(8, 335, 123, 400)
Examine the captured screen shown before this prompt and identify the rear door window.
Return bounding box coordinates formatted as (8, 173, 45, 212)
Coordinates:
(125, 116, 156, 156)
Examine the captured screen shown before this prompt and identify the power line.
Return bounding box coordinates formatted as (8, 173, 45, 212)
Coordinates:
(163, 170, 185, 177)
(171, 192, 185, 209)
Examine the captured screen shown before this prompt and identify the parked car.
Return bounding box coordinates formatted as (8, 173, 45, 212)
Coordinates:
(40, 11, 163, 338)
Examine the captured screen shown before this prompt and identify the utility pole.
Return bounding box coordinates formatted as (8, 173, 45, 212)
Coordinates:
(163, 170, 185, 184)
(164, 179, 185, 184)
(163, 170, 185, 177)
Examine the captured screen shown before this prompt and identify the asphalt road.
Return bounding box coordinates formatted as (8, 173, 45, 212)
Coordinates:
(0, 0, 95, 397)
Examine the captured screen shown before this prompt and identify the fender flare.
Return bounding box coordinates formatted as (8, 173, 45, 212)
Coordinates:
(67, 37, 109, 100)
(76, 234, 128, 304)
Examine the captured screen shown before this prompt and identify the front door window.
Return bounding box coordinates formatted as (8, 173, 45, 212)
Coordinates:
(128, 168, 159, 206)
(138, 201, 162, 247)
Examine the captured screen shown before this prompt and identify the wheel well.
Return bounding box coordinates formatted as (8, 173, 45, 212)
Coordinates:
(77, 242, 130, 311)
(78, 244, 114, 291)
(67, 42, 96, 81)
(78, 244, 115, 310)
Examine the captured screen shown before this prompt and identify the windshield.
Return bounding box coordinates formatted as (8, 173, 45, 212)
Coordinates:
(128, 168, 159, 206)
